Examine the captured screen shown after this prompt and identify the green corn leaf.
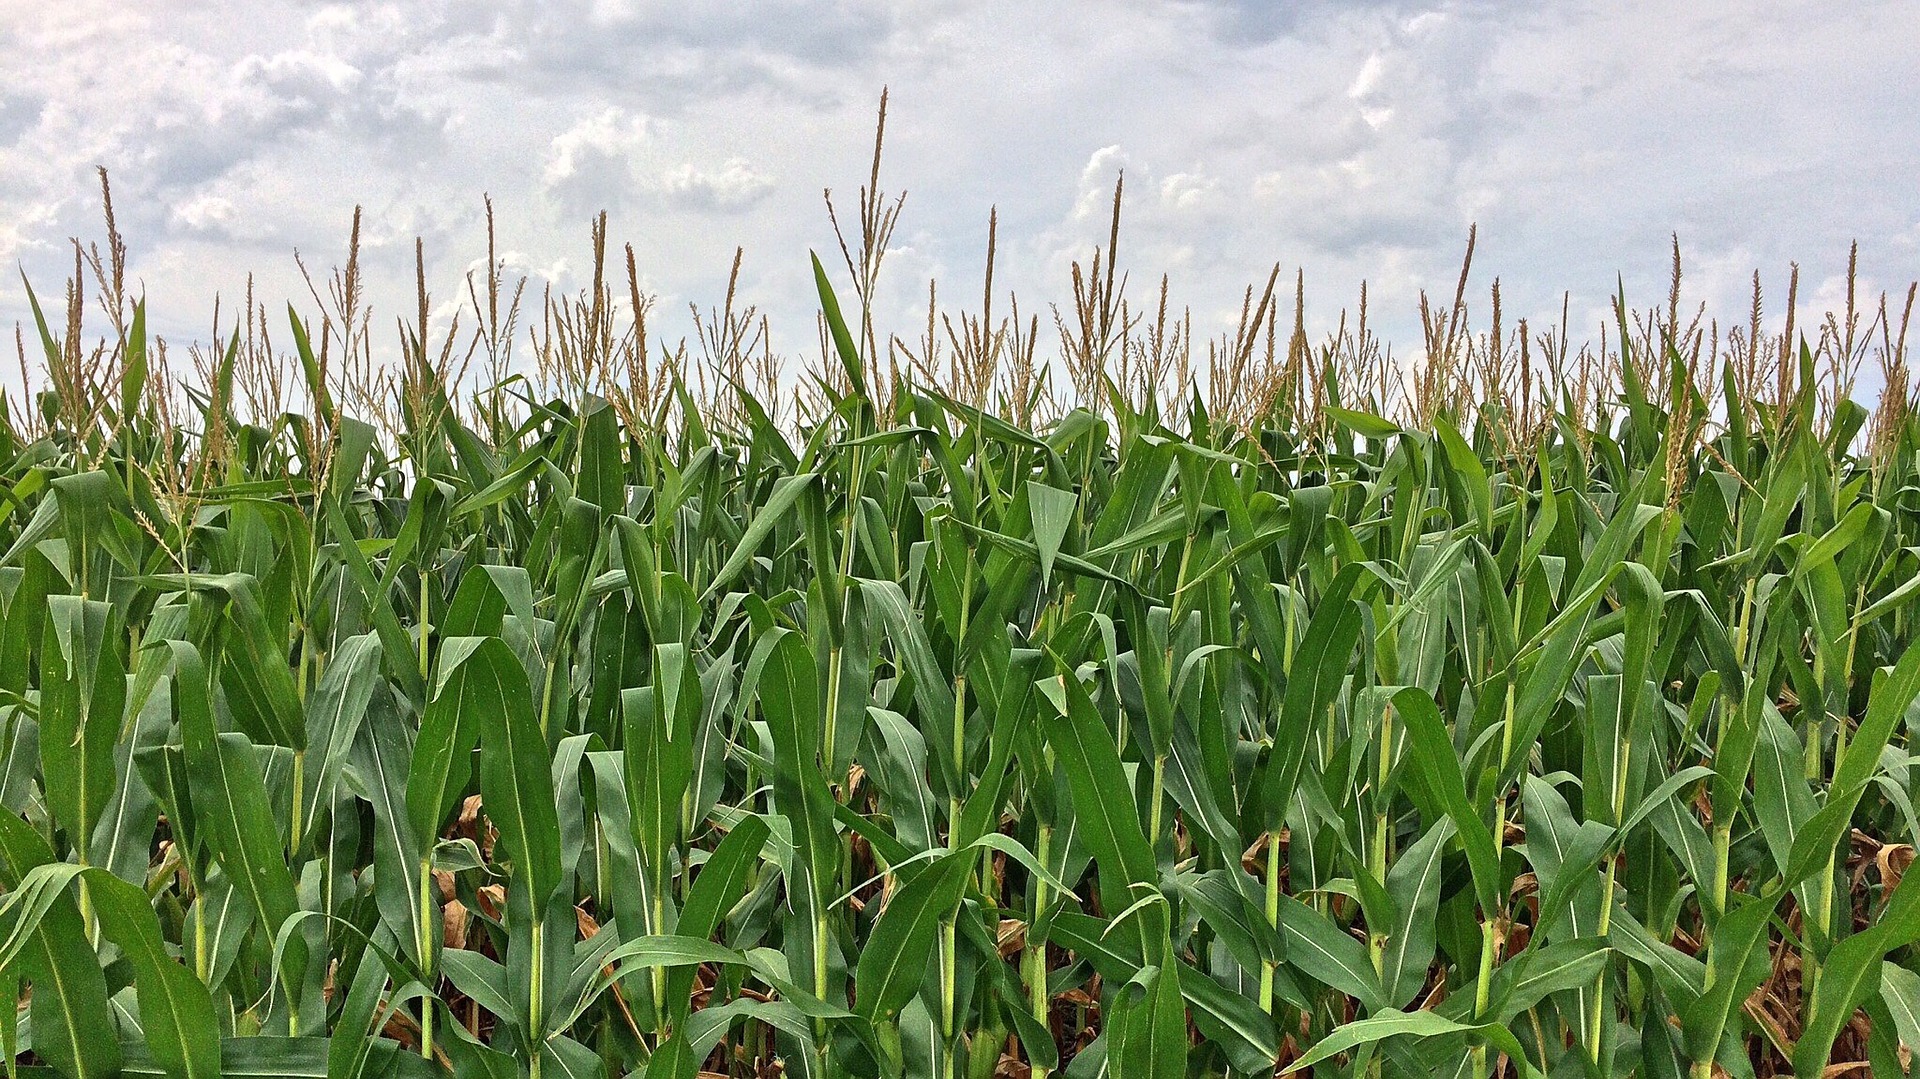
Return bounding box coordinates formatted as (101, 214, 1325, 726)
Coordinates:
(1287, 1008, 1534, 1077)
(297, 631, 381, 848)
(1383, 817, 1454, 1007)
(1879, 961, 1920, 1055)
(165, 642, 304, 982)
(1781, 640, 1920, 891)
(854, 848, 971, 1021)
(663, 814, 770, 1011)
(1390, 688, 1503, 915)
(1275, 894, 1388, 1012)
(1037, 667, 1156, 918)
(702, 472, 818, 603)
(1678, 889, 1779, 1064)
(1028, 482, 1078, 588)
(38, 595, 122, 854)
(464, 636, 563, 904)
(1262, 564, 1365, 831)
(346, 693, 431, 968)
(405, 637, 483, 857)
(0, 811, 121, 1079)
(625, 642, 698, 892)
(1794, 859, 1920, 1076)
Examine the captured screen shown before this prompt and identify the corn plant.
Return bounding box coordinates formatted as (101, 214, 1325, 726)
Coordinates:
(3, 163, 1920, 1079)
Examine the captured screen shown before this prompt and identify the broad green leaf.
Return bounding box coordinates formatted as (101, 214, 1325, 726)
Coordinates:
(38, 595, 122, 854)
(1287, 1008, 1533, 1077)
(854, 848, 971, 1021)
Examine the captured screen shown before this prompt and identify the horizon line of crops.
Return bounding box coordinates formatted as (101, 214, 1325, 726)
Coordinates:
(5, 104, 1920, 1079)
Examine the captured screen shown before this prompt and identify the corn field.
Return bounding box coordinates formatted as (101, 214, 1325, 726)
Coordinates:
(4, 155, 1920, 1079)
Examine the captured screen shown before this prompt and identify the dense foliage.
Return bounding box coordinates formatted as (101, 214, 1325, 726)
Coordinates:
(4, 171, 1920, 1079)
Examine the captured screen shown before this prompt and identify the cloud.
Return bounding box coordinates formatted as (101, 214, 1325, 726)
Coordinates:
(1347, 53, 1393, 129)
(542, 107, 652, 216)
(0, 91, 45, 146)
(657, 158, 776, 212)
(1158, 172, 1216, 212)
(0, 0, 1913, 384)
(170, 193, 240, 235)
(539, 111, 776, 218)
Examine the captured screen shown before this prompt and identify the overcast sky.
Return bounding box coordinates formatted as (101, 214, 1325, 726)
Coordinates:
(3, 0, 1917, 396)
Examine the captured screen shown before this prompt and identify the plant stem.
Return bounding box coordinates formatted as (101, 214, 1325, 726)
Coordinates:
(1470, 920, 1497, 1079)
(1372, 700, 1394, 888)
(652, 887, 669, 1034)
(1147, 754, 1166, 853)
(942, 541, 975, 1077)
(529, 912, 544, 1079)
(1028, 822, 1053, 1079)
(418, 573, 430, 681)
(1260, 830, 1281, 1016)
(419, 856, 436, 1059)
(289, 749, 305, 856)
(1589, 740, 1629, 1064)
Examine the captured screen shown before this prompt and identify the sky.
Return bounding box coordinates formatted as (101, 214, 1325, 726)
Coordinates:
(3, 0, 1918, 398)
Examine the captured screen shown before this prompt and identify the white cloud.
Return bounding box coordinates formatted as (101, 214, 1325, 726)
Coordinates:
(1348, 52, 1385, 98)
(1072, 146, 1130, 221)
(656, 158, 776, 212)
(543, 108, 650, 196)
(1159, 172, 1215, 212)
(1348, 53, 1393, 129)
(170, 194, 239, 234)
